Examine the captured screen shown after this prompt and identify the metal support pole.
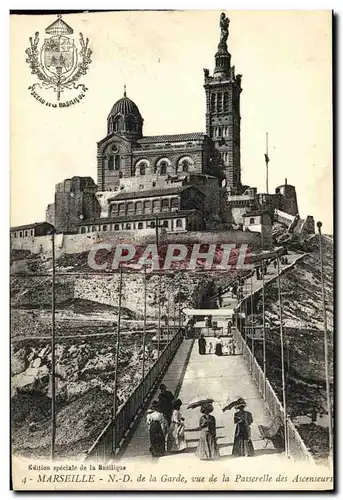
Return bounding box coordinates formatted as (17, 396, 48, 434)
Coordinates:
(157, 272, 161, 356)
(155, 215, 161, 357)
(277, 257, 288, 456)
(167, 290, 170, 343)
(265, 132, 269, 194)
(317, 222, 333, 460)
(113, 266, 123, 456)
(142, 266, 147, 379)
(250, 274, 254, 360)
(178, 277, 182, 328)
(51, 229, 56, 461)
(262, 259, 267, 399)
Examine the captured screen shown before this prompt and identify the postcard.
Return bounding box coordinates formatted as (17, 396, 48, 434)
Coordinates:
(10, 10, 333, 491)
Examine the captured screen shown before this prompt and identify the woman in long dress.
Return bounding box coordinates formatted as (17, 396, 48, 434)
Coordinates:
(146, 400, 168, 457)
(215, 338, 223, 356)
(198, 334, 206, 355)
(232, 398, 254, 457)
(195, 403, 219, 460)
(167, 399, 187, 453)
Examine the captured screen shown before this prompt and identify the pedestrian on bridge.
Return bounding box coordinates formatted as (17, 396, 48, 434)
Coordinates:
(167, 399, 187, 453)
(232, 398, 254, 457)
(198, 334, 207, 355)
(195, 403, 219, 461)
(146, 401, 168, 458)
(215, 338, 223, 356)
(158, 384, 175, 425)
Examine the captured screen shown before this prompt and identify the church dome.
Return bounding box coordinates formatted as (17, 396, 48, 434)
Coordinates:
(107, 88, 143, 137)
(109, 96, 142, 119)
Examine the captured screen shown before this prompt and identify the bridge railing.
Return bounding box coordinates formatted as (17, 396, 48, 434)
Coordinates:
(234, 327, 314, 464)
(84, 329, 184, 462)
(194, 327, 224, 337)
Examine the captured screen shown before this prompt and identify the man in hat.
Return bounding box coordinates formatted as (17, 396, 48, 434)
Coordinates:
(158, 384, 174, 425)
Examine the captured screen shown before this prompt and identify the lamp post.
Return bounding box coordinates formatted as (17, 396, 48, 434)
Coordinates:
(50, 227, 56, 461)
(317, 222, 333, 461)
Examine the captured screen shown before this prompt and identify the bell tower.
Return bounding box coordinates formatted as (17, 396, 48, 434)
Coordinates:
(204, 13, 242, 194)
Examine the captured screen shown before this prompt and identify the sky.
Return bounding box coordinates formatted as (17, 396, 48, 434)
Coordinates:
(10, 10, 333, 232)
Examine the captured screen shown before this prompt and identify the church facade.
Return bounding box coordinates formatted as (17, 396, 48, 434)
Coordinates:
(42, 13, 303, 239)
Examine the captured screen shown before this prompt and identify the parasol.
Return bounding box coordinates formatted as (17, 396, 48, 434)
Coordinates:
(187, 397, 214, 410)
(222, 397, 246, 412)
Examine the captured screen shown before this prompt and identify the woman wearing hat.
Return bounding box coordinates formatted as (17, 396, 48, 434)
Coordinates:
(232, 398, 254, 457)
(195, 402, 219, 460)
(167, 399, 187, 453)
(146, 400, 168, 458)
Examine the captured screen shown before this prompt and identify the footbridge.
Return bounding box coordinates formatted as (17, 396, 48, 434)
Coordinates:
(85, 250, 313, 465)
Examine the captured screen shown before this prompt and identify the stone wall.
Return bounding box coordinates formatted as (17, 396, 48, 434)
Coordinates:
(10, 228, 261, 256)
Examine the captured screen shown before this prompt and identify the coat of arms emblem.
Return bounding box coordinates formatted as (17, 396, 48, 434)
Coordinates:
(25, 14, 92, 102)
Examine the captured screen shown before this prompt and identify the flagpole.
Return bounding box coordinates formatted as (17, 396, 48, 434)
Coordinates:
(265, 132, 269, 194)
(317, 222, 333, 461)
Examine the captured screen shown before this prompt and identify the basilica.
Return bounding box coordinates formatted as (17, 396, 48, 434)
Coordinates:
(41, 13, 304, 241)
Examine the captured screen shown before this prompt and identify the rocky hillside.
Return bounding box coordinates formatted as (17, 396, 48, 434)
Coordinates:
(11, 248, 243, 459)
(248, 235, 333, 460)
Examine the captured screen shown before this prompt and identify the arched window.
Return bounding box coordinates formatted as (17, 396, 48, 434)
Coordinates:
(92, 226, 96, 232)
(160, 161, 167, 175)
(119, 171, 123, 178)
(115, 156, 120, 170)
(114, 224, 119, 231)
(126, 223, 131, 230)
(250, 218, 255, 225)
(150, 221, 156, 228)
(108, 155, 114, 171)
(162, 220, 169, 228)
(181, 160, 189, 172)
(211, 93, 215, 112)
(81, 227, 86, 234)
(176, 219, 182, 228)
(140, 164, 146, 175)
(14, 232, 17, 238)
(138, 222, 143, 229)
(24, 230, 28, 237)
(178, 157, 193, 173)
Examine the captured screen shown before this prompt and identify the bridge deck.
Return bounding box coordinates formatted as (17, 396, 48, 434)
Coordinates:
(123, 336, 278, 462)
(122, 252, 304, 463)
